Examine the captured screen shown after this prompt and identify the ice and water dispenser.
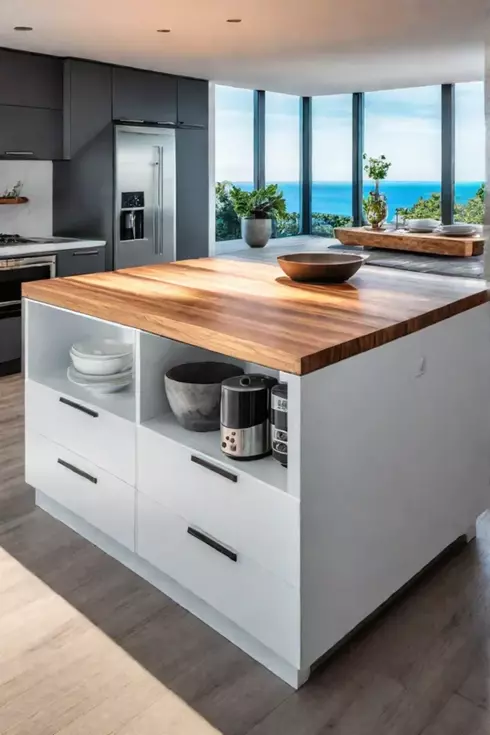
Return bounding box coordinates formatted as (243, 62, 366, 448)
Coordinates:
(120, 191, 145, 241)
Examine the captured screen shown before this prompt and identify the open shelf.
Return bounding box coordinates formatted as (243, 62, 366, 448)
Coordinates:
(142, 413, 288, 493)
(32, 368, 135, 423)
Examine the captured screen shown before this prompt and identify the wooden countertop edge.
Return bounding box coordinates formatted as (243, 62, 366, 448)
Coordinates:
(301, 289, 489, 374)
(23, 278, 489, 377)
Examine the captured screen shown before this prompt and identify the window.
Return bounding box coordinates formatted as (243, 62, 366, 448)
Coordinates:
(215, 85, 254, 241)
(364, 86, 442, 220)
(455, 81, 485, 224)
(265, 92, 301, 236)
(312, 95, 353, 235)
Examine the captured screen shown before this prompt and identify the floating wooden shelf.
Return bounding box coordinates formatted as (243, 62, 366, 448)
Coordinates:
(334, 226, 484, 257)
(0, 197, 28, 205)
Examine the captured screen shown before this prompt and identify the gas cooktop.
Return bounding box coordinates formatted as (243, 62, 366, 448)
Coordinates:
(0, 234, 30, 244)
(0, 234, 78, 246)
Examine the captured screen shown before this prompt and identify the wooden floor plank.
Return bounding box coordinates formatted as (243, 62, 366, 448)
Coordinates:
(419, 693, 490, 735)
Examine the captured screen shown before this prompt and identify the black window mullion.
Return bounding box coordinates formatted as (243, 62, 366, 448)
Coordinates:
(441, 84, 455, 225)
(300, 96, 312, 234)
(352, 92, 365, 227)
(253, 90, 265, 190)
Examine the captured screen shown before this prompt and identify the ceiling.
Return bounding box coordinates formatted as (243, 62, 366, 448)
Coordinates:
(0, 0, 485, 95)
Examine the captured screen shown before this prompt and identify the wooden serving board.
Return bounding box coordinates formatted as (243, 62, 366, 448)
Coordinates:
(334, 226, 484, 257)
(0, 197, 28, 205)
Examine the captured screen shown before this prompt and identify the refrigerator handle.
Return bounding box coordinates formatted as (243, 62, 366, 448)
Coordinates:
(158, 146, 164, 255)
(153, 148, 159, 256)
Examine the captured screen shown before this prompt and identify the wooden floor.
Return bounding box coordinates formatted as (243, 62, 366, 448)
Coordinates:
(2, 375, 490, 734)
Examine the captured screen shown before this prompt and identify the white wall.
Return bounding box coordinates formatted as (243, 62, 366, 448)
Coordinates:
(0, 161, 53, 237)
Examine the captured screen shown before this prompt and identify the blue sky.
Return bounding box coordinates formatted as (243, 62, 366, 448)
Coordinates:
(215, 82, 484, 183)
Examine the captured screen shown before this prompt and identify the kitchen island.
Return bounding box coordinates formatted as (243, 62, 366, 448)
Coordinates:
(22, 258, 490, 687)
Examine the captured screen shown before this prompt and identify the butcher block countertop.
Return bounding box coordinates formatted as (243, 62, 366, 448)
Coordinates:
(22, 258, 489, 375)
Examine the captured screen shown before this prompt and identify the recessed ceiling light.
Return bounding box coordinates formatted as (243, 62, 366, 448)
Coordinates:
(14, 26, 33, 31)
(157, 28, 171, 33)
(226, 19, 242, 23)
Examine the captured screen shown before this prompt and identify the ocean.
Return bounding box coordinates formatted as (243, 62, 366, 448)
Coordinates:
(230, 181, 483, 216)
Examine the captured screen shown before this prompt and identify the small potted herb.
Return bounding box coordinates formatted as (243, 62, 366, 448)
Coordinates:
(363, 154, 392, 229)
(229, 184, 287, 247)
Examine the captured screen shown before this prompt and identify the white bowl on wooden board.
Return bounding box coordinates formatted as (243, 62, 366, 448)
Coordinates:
(407, 218, 439, 232)
(437, 223, 477, 237)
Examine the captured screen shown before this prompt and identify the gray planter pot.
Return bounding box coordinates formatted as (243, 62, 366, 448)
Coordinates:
(241, 217, 272, 248)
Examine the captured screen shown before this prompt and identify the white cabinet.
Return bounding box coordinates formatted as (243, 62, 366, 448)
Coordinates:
(137, 425, 299, 586)
(25, 380, 136, 484)
(26, 431, 135, 550)
(136, 492, 300, 665)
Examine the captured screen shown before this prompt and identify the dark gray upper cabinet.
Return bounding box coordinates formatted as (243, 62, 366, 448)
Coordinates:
(112, 67, 177, 124)
(0, 49, 62, 109)
(63, 60, 112, 158)
(177, 77, 208, 128)
(0, 106, 62, 160)
(176, 127, 209, 260)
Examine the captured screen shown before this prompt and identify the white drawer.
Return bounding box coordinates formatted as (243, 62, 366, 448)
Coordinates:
(25, 380, 135, 485)
(26, 431, 135, 550)
(137, 425, 299, 586)
(137, 493, 300, 665)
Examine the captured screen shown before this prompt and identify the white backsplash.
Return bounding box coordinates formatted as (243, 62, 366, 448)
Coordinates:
(0, 161, 53, 237)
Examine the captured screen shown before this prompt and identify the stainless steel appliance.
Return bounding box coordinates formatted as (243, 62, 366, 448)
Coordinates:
(271, 383, 288, 467)
(220, 374, 278, 460)
(114, 126, 176, 270)
(0, 254, 56, 376)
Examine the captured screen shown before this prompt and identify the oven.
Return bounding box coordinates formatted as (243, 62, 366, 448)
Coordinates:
(0, 255, 56, 376)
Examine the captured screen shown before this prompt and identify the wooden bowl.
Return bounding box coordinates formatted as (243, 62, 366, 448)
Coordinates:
(277, 253, 367, 283)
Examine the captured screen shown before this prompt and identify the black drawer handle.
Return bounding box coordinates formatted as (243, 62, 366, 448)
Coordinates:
(59, 396, 98, 418)
(57, 458, 98, 484)
(187, 526, 237, 562)
(72, 250, 100, 257)
(191, 455, 237, 483)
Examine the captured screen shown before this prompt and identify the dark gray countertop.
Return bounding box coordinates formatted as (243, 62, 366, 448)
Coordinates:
(214, 235, 484, 279)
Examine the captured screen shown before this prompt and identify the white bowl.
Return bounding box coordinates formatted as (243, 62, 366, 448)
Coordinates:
(438, 223, 476, 236)
(70, 349, 133, 376)
(407, 218, 439, 231)
(67, 365, 133, 394)
(71, 338, 133, 359)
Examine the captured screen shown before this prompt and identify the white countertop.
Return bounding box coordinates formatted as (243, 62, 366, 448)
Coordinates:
(0, 239, 106, 259)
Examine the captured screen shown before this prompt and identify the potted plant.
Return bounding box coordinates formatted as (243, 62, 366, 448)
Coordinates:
(229, 184, 287, 247)
(363, 154, 391, 229)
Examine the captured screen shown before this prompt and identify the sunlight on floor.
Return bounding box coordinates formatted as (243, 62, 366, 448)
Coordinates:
(0, 547, 223, 735)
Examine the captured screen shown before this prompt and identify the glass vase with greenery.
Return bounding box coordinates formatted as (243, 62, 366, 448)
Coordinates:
(363, 154, 392, 229)
(229, 184, 287, 247)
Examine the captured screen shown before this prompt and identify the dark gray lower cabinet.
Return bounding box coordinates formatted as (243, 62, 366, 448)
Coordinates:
(176, 128, 209, 260)
(0, 314, 21, 376)
(0, 106, 62, 159)
(56, 247, 106, 277)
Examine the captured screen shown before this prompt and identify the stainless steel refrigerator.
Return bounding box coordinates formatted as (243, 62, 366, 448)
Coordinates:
(114, 125, 176, 270)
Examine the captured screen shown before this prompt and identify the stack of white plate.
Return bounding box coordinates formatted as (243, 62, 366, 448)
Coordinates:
(406, 218, 440, 233)
(437, 223, 477, 237)
(67, 338, 133, 395)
